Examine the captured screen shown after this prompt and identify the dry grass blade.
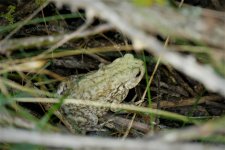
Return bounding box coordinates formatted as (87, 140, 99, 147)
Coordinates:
(0, 78, 55, 97)
(14, 97, 195, 123)
(0, 60, 46, 74)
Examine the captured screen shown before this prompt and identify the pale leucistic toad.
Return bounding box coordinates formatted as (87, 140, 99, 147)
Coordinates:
(54, 54, 144, 133)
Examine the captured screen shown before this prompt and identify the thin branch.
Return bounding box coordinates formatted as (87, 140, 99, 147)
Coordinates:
(0, 24, 113, 54)
(0, 127, 223, 150)
(151, 95, 223, 108)
(158, 115, 225, 142)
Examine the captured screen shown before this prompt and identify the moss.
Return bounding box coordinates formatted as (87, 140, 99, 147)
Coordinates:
(132, 0, 167, 7)
(0, 5, 16, 24)
(35, 0, 46, 6)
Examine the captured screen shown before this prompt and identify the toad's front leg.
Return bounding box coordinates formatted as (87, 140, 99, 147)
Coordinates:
(60, 104, 100, 133)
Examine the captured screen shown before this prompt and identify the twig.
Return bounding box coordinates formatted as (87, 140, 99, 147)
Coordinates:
(158, 115, 225, 142)
(0, 24, 113, 54)
(103, 115, 150, 133)
(0, 127, 223, 150)
(151, 95, 223, 108)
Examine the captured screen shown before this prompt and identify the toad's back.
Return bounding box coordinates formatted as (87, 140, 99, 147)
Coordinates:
(56, 54, 144, 132)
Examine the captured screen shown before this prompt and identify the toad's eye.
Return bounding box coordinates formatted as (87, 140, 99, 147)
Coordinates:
(135, 69, 142, 78)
